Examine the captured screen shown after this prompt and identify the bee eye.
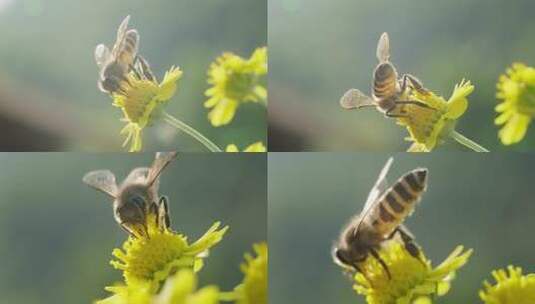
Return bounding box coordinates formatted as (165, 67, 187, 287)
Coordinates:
(334, 248, 348, 264)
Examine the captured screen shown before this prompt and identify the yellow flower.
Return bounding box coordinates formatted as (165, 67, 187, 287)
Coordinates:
(108, 213, 228, 289)
(204, 47, 267, 127)
(155, 269, 220, 304)
(479, 266, 535, 304)
(113, 67, 183, 152)
(349, 241, 472, 304)
(226, 142, 267, 152)
(397, 80, 472, 152)
(97, 281, 153, 304)
(97, 269, 220, 304)
(233, 242, 268, 304)
(495, 63, 535, 145)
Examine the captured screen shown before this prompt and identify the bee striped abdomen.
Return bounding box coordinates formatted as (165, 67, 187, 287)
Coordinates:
(124, 32, 138, 54)
(370, 168, 428, 235)
(117, 31, 138, 66)
(373, 62, 397, 99)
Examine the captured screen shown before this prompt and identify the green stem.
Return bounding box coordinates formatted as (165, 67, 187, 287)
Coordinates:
(450, 130, 489, 152)
(161, 111, 222, 152)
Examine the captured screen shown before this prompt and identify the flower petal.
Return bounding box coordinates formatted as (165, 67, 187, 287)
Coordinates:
(207, 99, 239, 127)
(244, 142, 267, 152)
(495, 111, 513, 125)
(226, 144, 240, 152)
(499, 114, 531, 145)
(446, 97, 468, 119)
(158, 67, 183, 101)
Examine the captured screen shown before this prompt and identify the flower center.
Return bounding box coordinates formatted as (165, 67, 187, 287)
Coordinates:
(226, 71, 256, 100)
(516, 83, 535, 116)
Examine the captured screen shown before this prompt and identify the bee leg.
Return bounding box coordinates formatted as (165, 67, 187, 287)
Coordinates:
(130, 62, 143, 80)
(396, 227, 426, 266)
(140, 221, 150, 239)
(395, 100, 435, 111)
(385, 112, 407, 118)
(157, 196, 171, 231)
(149, 201, 158, 216)
(352, 263, 374, 287)
(370, 248, 392, 279)
(119, 222, 140, 239)
(151, 198, 163, 231)
(135, 55, 157, 83)
(396, 228, 420, 258)
(385, 107, 408, 118)
(400, 74, 429, 95)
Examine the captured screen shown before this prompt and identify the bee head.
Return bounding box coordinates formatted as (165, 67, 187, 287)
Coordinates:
(333, 247, 350, 267)
(332, 245, 368, 271)
(119, 183, 152, 208)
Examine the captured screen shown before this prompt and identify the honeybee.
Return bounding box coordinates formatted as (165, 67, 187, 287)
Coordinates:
(95, 15, 140, 94)
(340, 32, 434, 118)
(83, 152, 178, 238)
(332, 157, 427, 280)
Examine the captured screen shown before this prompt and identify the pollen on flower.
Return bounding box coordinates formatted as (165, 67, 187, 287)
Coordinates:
(397, 80, 472, 152)
(113, 66, 183, 152)
(349, 241, 472, 304)
(234, 242, 268, 304)
(204, 47, 267, 127)
(495, 63, 535, 145)
(109, 213, 228, 289)
(226, 142, 267, 152)
(479, 266, 535, 304)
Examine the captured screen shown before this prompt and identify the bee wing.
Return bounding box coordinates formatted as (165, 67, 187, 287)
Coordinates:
(83, 170, 118, 198)
(112, 15, 139, 64)
(124, 167, 150, 185)
(146, 152, 178, 187)
(112, 29, 139, 67)
(95, 44, 111, 70)
(361, 157, 393, 216)
(115, 15, 130, 45)
(353, 157, 394, 237)
(376, 32, 390, 62)
(340, 89, 375, 110)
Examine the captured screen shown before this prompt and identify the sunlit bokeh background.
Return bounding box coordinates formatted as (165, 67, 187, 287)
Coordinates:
(269, 153, 535, 303)
(0, 153, 266, 304)
(0, 0, 266, 151)
(269, 0, 535, 151)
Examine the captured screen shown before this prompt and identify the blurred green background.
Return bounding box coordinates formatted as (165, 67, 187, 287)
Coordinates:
(0, 0, 266, 151)
(0, 153, 266, 303)
(269, 153, 535, 303)
(269, 0, 535, 151)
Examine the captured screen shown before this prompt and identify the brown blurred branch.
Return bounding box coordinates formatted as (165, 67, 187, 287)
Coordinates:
(0, 75, 115, 151)
(268, 84, 378, 151)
